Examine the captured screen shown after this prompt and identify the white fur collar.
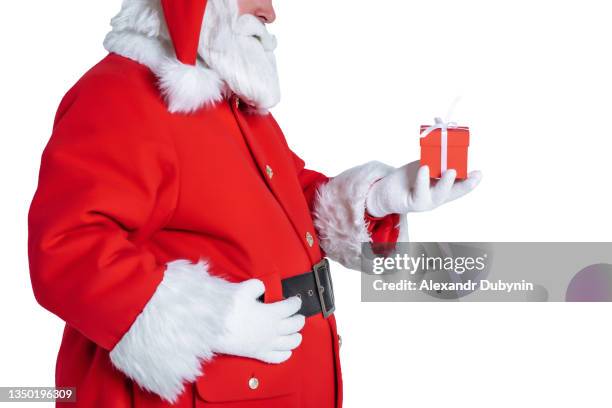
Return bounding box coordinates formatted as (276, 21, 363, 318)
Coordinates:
(103, 0, 274, 115)
(104, 30, 225, 114)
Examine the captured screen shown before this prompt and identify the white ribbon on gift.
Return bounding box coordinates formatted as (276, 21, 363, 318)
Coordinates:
(420, 117, 458, 173)
(419, 97, 462, 173)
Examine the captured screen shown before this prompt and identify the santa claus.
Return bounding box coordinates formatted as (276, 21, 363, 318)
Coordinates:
(28, 0, 481, 407)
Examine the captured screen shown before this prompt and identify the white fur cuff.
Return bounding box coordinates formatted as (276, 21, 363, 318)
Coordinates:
(109, 260, 233, 403)
(314, 161, 406, 270)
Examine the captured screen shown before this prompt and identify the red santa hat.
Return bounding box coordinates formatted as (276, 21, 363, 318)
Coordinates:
(161, 0, 207, 66)
(157, 0, 225, 113)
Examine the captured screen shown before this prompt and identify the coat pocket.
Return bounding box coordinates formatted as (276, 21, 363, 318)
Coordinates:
(194, 355, 299, 408)
(196, 394, 299, 408)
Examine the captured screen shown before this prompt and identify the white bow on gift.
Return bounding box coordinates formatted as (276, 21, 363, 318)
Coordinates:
(419, 98, 462, 173)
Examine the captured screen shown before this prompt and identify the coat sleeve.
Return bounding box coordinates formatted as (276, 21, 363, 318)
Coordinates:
(28, 79, 179, 351)
(290, 152, 405, 270)
(29, 78, 236, 403)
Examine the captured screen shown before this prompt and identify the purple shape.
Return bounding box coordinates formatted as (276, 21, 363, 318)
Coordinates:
(566, 264, 612, 302)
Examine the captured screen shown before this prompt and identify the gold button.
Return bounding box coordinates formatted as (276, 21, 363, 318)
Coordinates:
(338, 335, 342, 348)
(248, 377, 259, 390)
(306, 232, 314, 247)
(265, 165, 274, 180)
(234, 96, 240, 109)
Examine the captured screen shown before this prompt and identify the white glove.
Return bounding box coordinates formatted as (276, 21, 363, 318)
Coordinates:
(211, 279, 305, 364)
(366, 161, 482, 217)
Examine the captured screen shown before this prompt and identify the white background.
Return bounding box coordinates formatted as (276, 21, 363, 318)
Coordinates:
(1, 0, 611, 407)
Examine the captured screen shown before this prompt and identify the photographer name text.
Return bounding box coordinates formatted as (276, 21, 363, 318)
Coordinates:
(373, 279, 534, 293)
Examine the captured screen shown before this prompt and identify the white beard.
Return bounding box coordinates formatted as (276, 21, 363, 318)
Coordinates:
(199, 1, 281, 111)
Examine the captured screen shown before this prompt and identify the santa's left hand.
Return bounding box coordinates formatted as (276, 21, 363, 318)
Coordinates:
(365, 161, 482, 217)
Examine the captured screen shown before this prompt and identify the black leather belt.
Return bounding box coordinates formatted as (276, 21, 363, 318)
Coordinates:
(282, 259, 335, 318)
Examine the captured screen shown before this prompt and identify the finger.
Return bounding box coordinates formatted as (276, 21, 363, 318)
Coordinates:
(273, 333, 303, 351)
(277, 314, 306, 335)
(256, 350, 292, 364)
(266, 296, 302, 318)
(239, 279, 266, 299)
(413, 165, 431, 199)
(400, 160, 421, 177)
(432, 169, 457, 203)
(447, 171, 483, 202)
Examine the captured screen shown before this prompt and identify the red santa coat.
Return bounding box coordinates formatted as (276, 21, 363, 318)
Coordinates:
(28, 53, 402, 408)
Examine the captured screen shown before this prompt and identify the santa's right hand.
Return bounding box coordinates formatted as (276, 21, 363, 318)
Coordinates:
(211, 279, 305, 364)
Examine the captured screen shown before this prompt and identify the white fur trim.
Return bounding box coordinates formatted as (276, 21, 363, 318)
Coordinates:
(109, 260, 233, 403)
(108, 0, 167, 38)
(314, 162, 407, 270)
(104, 1, 226, 113)
(104, 30, 169, 72)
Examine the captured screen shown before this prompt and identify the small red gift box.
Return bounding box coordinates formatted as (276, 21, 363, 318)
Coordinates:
(420, 124, 470, 179)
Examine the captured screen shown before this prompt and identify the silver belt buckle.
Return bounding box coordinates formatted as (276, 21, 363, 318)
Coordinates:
(313, 258, 335, 319)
